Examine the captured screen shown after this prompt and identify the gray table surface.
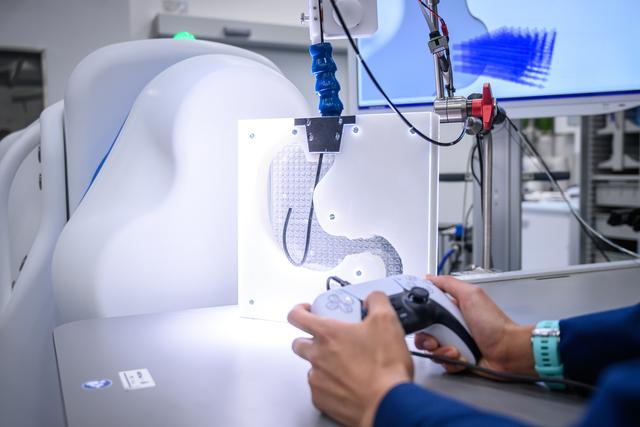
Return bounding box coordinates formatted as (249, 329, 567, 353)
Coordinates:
(54, 262, 640, 427)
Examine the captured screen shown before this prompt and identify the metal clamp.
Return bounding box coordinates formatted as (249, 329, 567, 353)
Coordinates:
(294, 116, 356, 153)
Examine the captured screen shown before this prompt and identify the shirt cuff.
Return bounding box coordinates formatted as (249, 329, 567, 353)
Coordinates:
(374, 383, 435, 427)
(374, 382, 531, 427)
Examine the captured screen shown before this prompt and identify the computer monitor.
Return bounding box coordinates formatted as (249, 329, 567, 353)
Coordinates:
(349, 0, 640, 118)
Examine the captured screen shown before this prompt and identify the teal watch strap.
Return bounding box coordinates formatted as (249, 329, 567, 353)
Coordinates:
(532, 320, 565, 390)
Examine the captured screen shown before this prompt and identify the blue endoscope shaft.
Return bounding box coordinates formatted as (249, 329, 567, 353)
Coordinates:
(309, 42, 343, 117)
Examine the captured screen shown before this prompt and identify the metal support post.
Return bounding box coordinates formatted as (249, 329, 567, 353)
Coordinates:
(482, 133, 493, 269)
(473, 125, 522, 272)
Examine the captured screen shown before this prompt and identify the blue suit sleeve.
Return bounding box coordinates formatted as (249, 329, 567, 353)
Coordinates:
(559, 304, 640, 384)
(375, 364, 640, 427)
(576, 359, 640, 427)
(373, 305, 640, 427)
(374, 383, 531, 427)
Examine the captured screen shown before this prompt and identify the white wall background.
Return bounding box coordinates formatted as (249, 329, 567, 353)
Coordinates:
(0, 0, 305, 105)
(0, 0, 131, 105)
(129, 0, 349, 113)
(130, 0, 304, 39)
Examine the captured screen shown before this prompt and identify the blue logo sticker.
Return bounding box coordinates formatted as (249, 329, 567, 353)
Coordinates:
(82, 379, 113, 390)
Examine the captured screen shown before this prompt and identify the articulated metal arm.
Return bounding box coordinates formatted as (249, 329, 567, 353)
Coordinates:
(421, 0, 453, 99)
(422, 0, 500, 135)
(423, 1, 505, 270)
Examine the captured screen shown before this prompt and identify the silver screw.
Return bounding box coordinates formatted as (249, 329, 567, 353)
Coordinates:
(249, 133, 255, 139)
(356, 270, 362, 277)
(329, 213, 336, 220)
(292, 129, 298, 135)
(249, 299, 255, 305)
(352, 126, 359, 134)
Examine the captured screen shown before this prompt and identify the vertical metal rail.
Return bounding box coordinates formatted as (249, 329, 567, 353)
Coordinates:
(482, 133, 493, 269)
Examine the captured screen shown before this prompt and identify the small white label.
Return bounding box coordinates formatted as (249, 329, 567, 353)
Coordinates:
(119, 369, 156, 391)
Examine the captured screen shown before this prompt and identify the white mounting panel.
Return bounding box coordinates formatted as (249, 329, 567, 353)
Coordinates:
(238, 112, 439, 321)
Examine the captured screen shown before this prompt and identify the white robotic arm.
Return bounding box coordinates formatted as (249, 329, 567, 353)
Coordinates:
(303, 0, 378, 42)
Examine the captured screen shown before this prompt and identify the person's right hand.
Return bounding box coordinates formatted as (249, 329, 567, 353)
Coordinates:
(415, 275, 537, 376)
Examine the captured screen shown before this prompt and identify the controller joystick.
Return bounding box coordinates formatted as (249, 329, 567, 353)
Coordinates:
(408, 287, 429, 304)
(311, 275, 482, 364)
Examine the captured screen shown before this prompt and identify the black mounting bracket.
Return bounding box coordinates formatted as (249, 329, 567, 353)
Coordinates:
(294, 115, 356, 154)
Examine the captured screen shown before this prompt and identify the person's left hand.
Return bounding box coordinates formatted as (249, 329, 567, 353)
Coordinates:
(288, 291, 413, 427)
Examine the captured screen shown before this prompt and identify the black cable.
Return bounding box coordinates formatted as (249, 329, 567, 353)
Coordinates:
(445, 48, 455, 97)
(505, 118, 624, 262)
(318, 0, 324, 44)
(475, 134, 484, 216)
(469, 143, 481, 186)
(282, 154, 325, 266)
(593, 236, 612, 262)
(329, 0, 467, 147)
(462, 204, 473, 251)
(418, 1, 445, 25)
(517, 128, 609, 261)
(410, 351, 596, 393)
(326, 276, 351, 290)
(475, 134, 484, 186)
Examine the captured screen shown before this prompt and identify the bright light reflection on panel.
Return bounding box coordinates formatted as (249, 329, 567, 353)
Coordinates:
(238, 113, 440, 322)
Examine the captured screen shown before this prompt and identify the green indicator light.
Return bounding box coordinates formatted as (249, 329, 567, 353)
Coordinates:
(173, 31, 196, 40)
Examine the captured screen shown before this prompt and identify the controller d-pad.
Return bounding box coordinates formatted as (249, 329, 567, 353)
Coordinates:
(325, 293, 355, 313)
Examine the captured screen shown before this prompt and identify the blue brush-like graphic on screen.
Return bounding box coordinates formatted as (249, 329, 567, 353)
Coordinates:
(454, 27, 557, 88)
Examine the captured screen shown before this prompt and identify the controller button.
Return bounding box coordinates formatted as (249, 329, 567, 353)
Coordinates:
(408, 287, 429, 304)
(326, 294, 341, 311)
(326, 293, 356, 313)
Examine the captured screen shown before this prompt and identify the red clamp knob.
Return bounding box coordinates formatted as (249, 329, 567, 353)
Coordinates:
(471, 83, 496, 131)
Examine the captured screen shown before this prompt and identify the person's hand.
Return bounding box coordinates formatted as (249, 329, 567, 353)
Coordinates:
(288, 292, 413, 427)
(415, 275, 536, 376)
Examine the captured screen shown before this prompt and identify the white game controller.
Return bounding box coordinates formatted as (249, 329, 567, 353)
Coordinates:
(311, 275, 481, 364)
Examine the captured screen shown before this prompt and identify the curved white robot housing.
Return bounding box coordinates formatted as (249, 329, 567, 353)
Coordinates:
(64, 39, 280, 214)
(0, 102, 67, 427)
(53, 54, 309, 323)
(0, 122, 41, 313)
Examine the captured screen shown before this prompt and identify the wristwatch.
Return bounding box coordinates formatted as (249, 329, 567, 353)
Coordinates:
(531, 320, 565, 390)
